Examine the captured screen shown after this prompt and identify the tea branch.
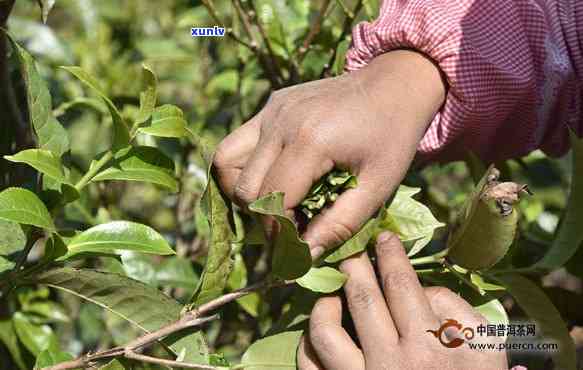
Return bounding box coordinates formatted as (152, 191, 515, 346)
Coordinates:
(298, 0, 332, 61)
(231, 0, 283, 87)
(200, 0, 256, 51)
(74, 151, 114, 191)
(410, 249, 449, 266)
(42, 280, 290, 370)
(321, 0, 364, 78)
(246, 0, 285, 83)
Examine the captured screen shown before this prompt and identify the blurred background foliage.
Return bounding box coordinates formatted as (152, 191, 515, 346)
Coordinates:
(0, 0, 581, 369)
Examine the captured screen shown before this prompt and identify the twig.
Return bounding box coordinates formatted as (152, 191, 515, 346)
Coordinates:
(334, 0, 354, 18)
(231, 0, 282, 87)
(125, 351, 219, 369)
(298, 0, 332, 61)
(410, 249, 449, 266)
(74, 151, 113, 191)
(200, 0, 256, 51)
(415, 267, 445, 275)
(230, 0, 259, 49)
(124, 315, 219, 352)
(43, 281, 287, 370)
(246, 0, 285, 83)
(320, 0, 364, 78)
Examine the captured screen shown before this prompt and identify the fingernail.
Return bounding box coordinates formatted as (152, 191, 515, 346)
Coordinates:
(310, 246, 325, 259)
(377, 232, 394, 244)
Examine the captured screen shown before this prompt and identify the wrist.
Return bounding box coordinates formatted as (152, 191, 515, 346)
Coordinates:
(352, 50, 446, 126)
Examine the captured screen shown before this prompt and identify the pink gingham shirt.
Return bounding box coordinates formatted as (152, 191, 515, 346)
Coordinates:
(346, 0, 583, 164)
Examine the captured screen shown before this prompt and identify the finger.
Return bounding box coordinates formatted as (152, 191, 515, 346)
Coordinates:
(423, 286, 505, 348)
(258, 146, 334, 248)
(425, 287, 488, 329)
(259, 146, 334, 210)
(214, 117, 261, 200)
(309, 295, 364, 370)
(339, 252, 398, 359)
(297, 335, 324, 370)
(234, 135, 283, 208)
(303, 172, 389, 258)
(375, 232, 440, 338)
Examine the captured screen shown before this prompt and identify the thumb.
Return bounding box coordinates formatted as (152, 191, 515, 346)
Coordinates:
(302, 171, 393, 258)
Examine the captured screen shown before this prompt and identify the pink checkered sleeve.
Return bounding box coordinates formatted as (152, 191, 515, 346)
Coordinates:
(345, 0, 583, 163)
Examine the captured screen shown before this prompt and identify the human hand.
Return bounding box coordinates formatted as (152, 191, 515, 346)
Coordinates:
(297, 232, 508, 370)
(214, 50, 446, 257)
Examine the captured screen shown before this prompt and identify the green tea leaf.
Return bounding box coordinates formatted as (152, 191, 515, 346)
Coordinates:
(0, 219, 27, 275)
(236, 293, 261, 318)
(33, 267, 209, 364)
(227, 253, 248, 290)
(240, 330, 303, 370)
(5, 149, 67, 183)
(325, 217, 378, 263)
(138, 104, 190, 138)
(63, 221, 174, 259)
(299, 170, 357, 220)
(397, 185, 422, 197)
(98, 359, 127, 370)
(53, 97, 107, 117)
(156, 256, 199, 290)
(12, 312, 55, 356)
(61, 66, 130, 151)
(296, 267, 346, 293)
(0, 187, 55, 231)
(0, 319, 28, 370)
(23, 301, 70, 324)
(470, 273, 505, 294)
(227, 254, 260, 316)
(533, 130, 583, 270)
(6, 35, 69, 156)
(134, 64, 157, 126)
(378, 186, 445, 257)
(91, 146, 178, 192)
(495, 274, 576, 370)
(267, 289, 318, 336)
(41, 235, 68, 264)
(250, 192, 311, 280)
(209, 353, 230, 367)
(119, 252, 158, 286)
(34, 339, 73, 369)
(474, 297, 508, 327)
(191, 146, 235, 306)
(206, 70, 238, 95)
(0, 257, 15, 275)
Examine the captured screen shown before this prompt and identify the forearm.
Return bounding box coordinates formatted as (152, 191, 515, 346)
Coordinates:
(354, 50, 446, 136)
(346, 0, 583, 163)
(346, 49, 447, 176)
